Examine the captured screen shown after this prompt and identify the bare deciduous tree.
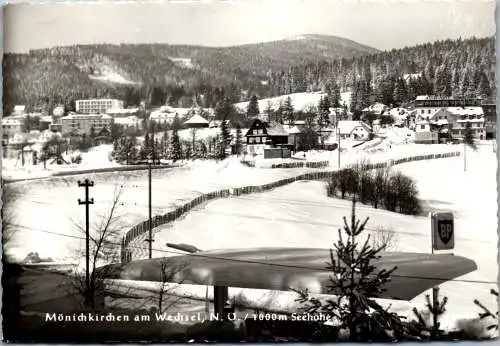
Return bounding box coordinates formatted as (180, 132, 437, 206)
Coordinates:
(1, 179, 18, 248)
(370, 226, 399, 252)
(67, 183, 126, 309)
(155, 257, 188, 314)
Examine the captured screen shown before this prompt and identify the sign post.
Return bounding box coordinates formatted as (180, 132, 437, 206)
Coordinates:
(430, 211, 455, 326)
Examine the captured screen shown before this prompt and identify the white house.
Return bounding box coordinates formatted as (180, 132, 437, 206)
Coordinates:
(76, 99, 124, 114)
(337, 121, 372, 140)
(13, 105, 26, 115)
(447, 106, 485, 140)
(2, 118, 23, 136)
(114, 115, 143, 130)
(150, 110, 178, 124)
(184, 114, 210, 128)
(106, 108, 140, 118)
(60, 113, 113, 135)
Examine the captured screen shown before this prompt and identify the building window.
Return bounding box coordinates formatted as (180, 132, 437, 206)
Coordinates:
(249, 137, 255, 144)
(420, 125, 425, 130)
(255, 137, 261, 144)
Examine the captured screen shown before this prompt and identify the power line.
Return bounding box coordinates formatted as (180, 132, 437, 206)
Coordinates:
(9, 223, 497, 286)
(12, 186, 494, 245)
(111, 200, 492, 245)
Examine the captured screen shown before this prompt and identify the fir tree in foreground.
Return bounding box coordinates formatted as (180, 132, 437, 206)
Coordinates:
(411, 286, 448, 340)
(473, 289, 499, 333)
(294, 200, 407, 341)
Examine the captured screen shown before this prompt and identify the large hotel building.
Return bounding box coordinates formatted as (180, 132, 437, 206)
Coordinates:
(75, 99, 124, 114)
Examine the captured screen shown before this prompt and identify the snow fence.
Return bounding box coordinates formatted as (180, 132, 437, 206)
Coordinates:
(120, 151, 461, 263)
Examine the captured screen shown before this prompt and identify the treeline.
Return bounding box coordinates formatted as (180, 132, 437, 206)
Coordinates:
(3, 36, 494, 115)
(327, 160, 421, 215)
(269, 37, 495, 113)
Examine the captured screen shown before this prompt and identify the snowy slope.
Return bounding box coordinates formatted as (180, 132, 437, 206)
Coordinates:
(234, 91, 352, 113)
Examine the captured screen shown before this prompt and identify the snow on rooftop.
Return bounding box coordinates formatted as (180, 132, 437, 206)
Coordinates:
(403, 73, 422, 80)
(2, 118, 23, 125)
(285, 125, 302, 135)
(63, 113, 112, 120)
(106, 108, 140, 114)
(13, 105, 26, 113)
(337, 120, 370, 135)
(184, 114, 209, 125)
(415, 95, 429, 100)
(447, 107, 484, 116)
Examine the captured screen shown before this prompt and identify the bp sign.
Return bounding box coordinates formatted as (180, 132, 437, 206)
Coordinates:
(431, 212, 455, 250)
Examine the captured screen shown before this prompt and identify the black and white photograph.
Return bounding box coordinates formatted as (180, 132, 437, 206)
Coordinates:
(1, 0, 498, 342)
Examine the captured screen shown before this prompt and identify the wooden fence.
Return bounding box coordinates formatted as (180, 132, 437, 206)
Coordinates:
(120, 151, 461, 262)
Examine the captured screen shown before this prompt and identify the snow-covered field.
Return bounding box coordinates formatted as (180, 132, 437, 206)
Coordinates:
(132, 146, 497, 330)
(2, 144, 119, 181)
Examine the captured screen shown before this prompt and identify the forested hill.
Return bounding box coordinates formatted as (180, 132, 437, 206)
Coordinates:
(2, 35, 378, 114)
(270, 37, 495, 111)
(2, 36, 494, 114)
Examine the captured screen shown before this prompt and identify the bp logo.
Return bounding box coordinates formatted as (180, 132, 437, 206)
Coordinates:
(437, 219, 453, 245)
(431, 212, 454, 250)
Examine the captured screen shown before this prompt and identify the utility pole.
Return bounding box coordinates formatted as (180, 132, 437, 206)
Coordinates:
(145, 156, 154, 258)
(337, 125, 341, 169)
(78, 179, 94, 307)
(463, 140, 466, 172)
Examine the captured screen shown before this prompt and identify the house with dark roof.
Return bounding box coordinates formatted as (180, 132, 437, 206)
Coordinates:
(245, 119, 292, 157)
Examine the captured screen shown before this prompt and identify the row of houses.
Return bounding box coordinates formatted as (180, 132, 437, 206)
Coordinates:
(2, 102, 218, 137)
(244, 118, 371, 157)
(412, 103, 496, 144)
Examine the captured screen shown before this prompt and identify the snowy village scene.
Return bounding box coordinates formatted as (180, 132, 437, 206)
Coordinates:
(1, 0, 498, 342)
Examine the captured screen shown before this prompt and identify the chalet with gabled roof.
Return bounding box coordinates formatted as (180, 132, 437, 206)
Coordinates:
(245, 119, 291, 156)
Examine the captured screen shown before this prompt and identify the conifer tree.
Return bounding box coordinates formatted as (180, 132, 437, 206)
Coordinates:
(219, 120, 232, 159)
(318, 96, 331, 128)
(275, 101, 284, 124)
(411, 287, 448, 340)
(247, 95, 260, 118)
(477, 72, 491, 99)
(169, 129, 182, 162)
(295, 200, 406, 341)
(264, 101, 274, 123)
(393, 78, 408, 105)
(235, 123, 243, 156)
(140, 133, 151, 160)
(330, 83, 342, 108)
(473, 289, 499, 333)
(282, 96, 294, 124)
(463, 121, 476, 150)
(168, 116, 183, 161)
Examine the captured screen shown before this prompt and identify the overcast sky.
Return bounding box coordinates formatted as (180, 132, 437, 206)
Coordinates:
(3, 0, 496, 53)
